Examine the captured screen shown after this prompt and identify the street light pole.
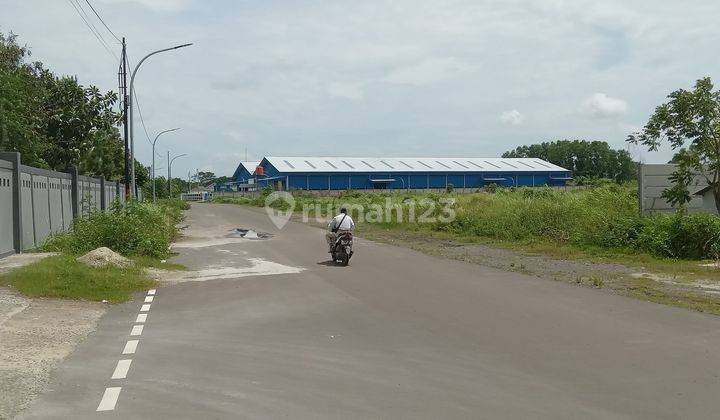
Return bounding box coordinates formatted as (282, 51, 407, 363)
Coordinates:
(152, 128, 180, 202)
(129, 43, 193, 198)
(167, 152, 187, 198)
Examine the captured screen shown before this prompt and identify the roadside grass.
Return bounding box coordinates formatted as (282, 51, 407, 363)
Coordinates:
(353, 222, 720, 315)
(355, 221, 720, 281)
(1, 199, 190, 303)
(0, 255, 156, 303)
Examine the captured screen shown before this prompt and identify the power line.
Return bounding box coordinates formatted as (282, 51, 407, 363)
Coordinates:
(133, 86, 154, 150)
(66, 0, 118, 60)
(83, 0, 122, 43)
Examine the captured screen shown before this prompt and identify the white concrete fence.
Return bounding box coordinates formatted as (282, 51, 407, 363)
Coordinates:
(0, 152, 126, 257)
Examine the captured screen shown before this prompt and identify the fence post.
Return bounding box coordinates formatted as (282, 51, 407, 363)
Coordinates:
(70, 166, 79, 219)
(0, 152, 23, 253)
(116, 181, 121, 205)
(637, 163, 645, 215)
(100, 176, 106, 210)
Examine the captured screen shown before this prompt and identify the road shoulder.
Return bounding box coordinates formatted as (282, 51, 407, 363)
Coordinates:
(0, 254, 106, 419)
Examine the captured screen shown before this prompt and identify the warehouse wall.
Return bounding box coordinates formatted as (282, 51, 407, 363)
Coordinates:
(0, 152, 126, 257)
(259, 169, 570, 191)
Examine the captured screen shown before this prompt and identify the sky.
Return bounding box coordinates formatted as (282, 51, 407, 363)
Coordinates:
(3, 0, 720, 177)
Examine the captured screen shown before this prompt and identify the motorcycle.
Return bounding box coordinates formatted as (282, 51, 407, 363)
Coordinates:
(330, 231, 354, 266)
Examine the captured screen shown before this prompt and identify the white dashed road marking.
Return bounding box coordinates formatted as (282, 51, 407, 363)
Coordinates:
(96, 289, 157, 411)
(123, 340, 139, 355)
(96, 387, 122, 411)
(111, 359, 132, 379)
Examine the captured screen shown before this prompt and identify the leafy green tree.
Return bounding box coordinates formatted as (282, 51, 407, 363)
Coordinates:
(503, 140, 636, 182)
(628, 77, 720, 211)
(143, 175, 188, 199)
(0, 32, 125, 179)
(196, 171, 217, 186)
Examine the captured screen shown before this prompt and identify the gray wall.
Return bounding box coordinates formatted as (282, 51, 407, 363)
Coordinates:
(0, 160, 14, 256)
(638, 163, 709, 214)
(0, 152, 127, 256)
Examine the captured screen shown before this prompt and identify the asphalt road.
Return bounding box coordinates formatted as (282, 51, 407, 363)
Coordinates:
(21, 203, 720, 419)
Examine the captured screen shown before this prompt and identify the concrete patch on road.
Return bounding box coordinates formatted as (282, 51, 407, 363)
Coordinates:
(171, 237, 249, 249)
(148, 258, 304, 283)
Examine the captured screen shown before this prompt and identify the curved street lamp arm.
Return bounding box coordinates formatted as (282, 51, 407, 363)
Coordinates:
(152, 127, 181, 146)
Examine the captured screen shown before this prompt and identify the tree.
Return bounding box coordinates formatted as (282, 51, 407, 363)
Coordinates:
(0, 32, 125, 179)
(142, 175, 188, 199)
(628, 77, 720, 211)
(503, 140, 636, 182)
(196, 171, 217, 186)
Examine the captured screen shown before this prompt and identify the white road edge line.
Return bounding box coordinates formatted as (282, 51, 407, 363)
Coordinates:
(111, 359, 132, 379)
(140, 304, 151, 312)
(123, 340, 139, 355)
(147, 289, 156, 295)
(144, 296, 154, 303)
(130, 325, 144, 336)
(136, 313, 147, 323)
(97, 387, 122, 411)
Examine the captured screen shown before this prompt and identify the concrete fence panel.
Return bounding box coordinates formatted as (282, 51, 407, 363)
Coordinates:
(0, 161, 14, 256)
(48, 176, 63, 234)
(20, 172, 34, 249)
(0, 151, 131, 256)
(638, 163, 710, 214)
(61, 178, 73, 230)
(31, 173, 51, 245)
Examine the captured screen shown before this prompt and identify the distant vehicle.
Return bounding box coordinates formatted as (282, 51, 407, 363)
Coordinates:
(330, 232, 354, 266)
(181, 191, 212, 202)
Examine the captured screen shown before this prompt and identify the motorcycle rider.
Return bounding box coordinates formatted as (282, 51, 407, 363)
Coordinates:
(326, 207, 355, 252)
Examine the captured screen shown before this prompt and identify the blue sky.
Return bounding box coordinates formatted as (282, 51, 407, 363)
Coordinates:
(3, 0, 719, 177)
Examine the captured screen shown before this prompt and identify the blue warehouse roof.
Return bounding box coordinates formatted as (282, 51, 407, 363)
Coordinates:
(232, 161, 260, 179)
(262, 157, 568, 173)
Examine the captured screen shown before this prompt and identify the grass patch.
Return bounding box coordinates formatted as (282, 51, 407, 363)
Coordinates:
(0, 255, 156, 303)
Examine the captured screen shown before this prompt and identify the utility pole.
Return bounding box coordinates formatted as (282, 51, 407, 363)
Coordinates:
(167, 152, 187, 198)
(151, 128, 180, 202)
(129, 43, 193, 197)
(119, 37, 130, 199)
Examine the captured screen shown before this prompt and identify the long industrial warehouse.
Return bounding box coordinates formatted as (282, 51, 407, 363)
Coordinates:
(234, 157, 571, 190)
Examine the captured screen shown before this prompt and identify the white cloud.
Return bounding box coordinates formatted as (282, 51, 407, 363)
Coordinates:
(500, 110, 524, 126)
(10, 0, 719, 174)
(382, 57, 472, 86)
(583, 93, 628, 118)
(327, 82, 364, 100)
(98, 0, 192, 12)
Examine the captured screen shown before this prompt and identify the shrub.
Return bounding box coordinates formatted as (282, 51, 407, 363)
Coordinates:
(43, 200, 184, 258)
